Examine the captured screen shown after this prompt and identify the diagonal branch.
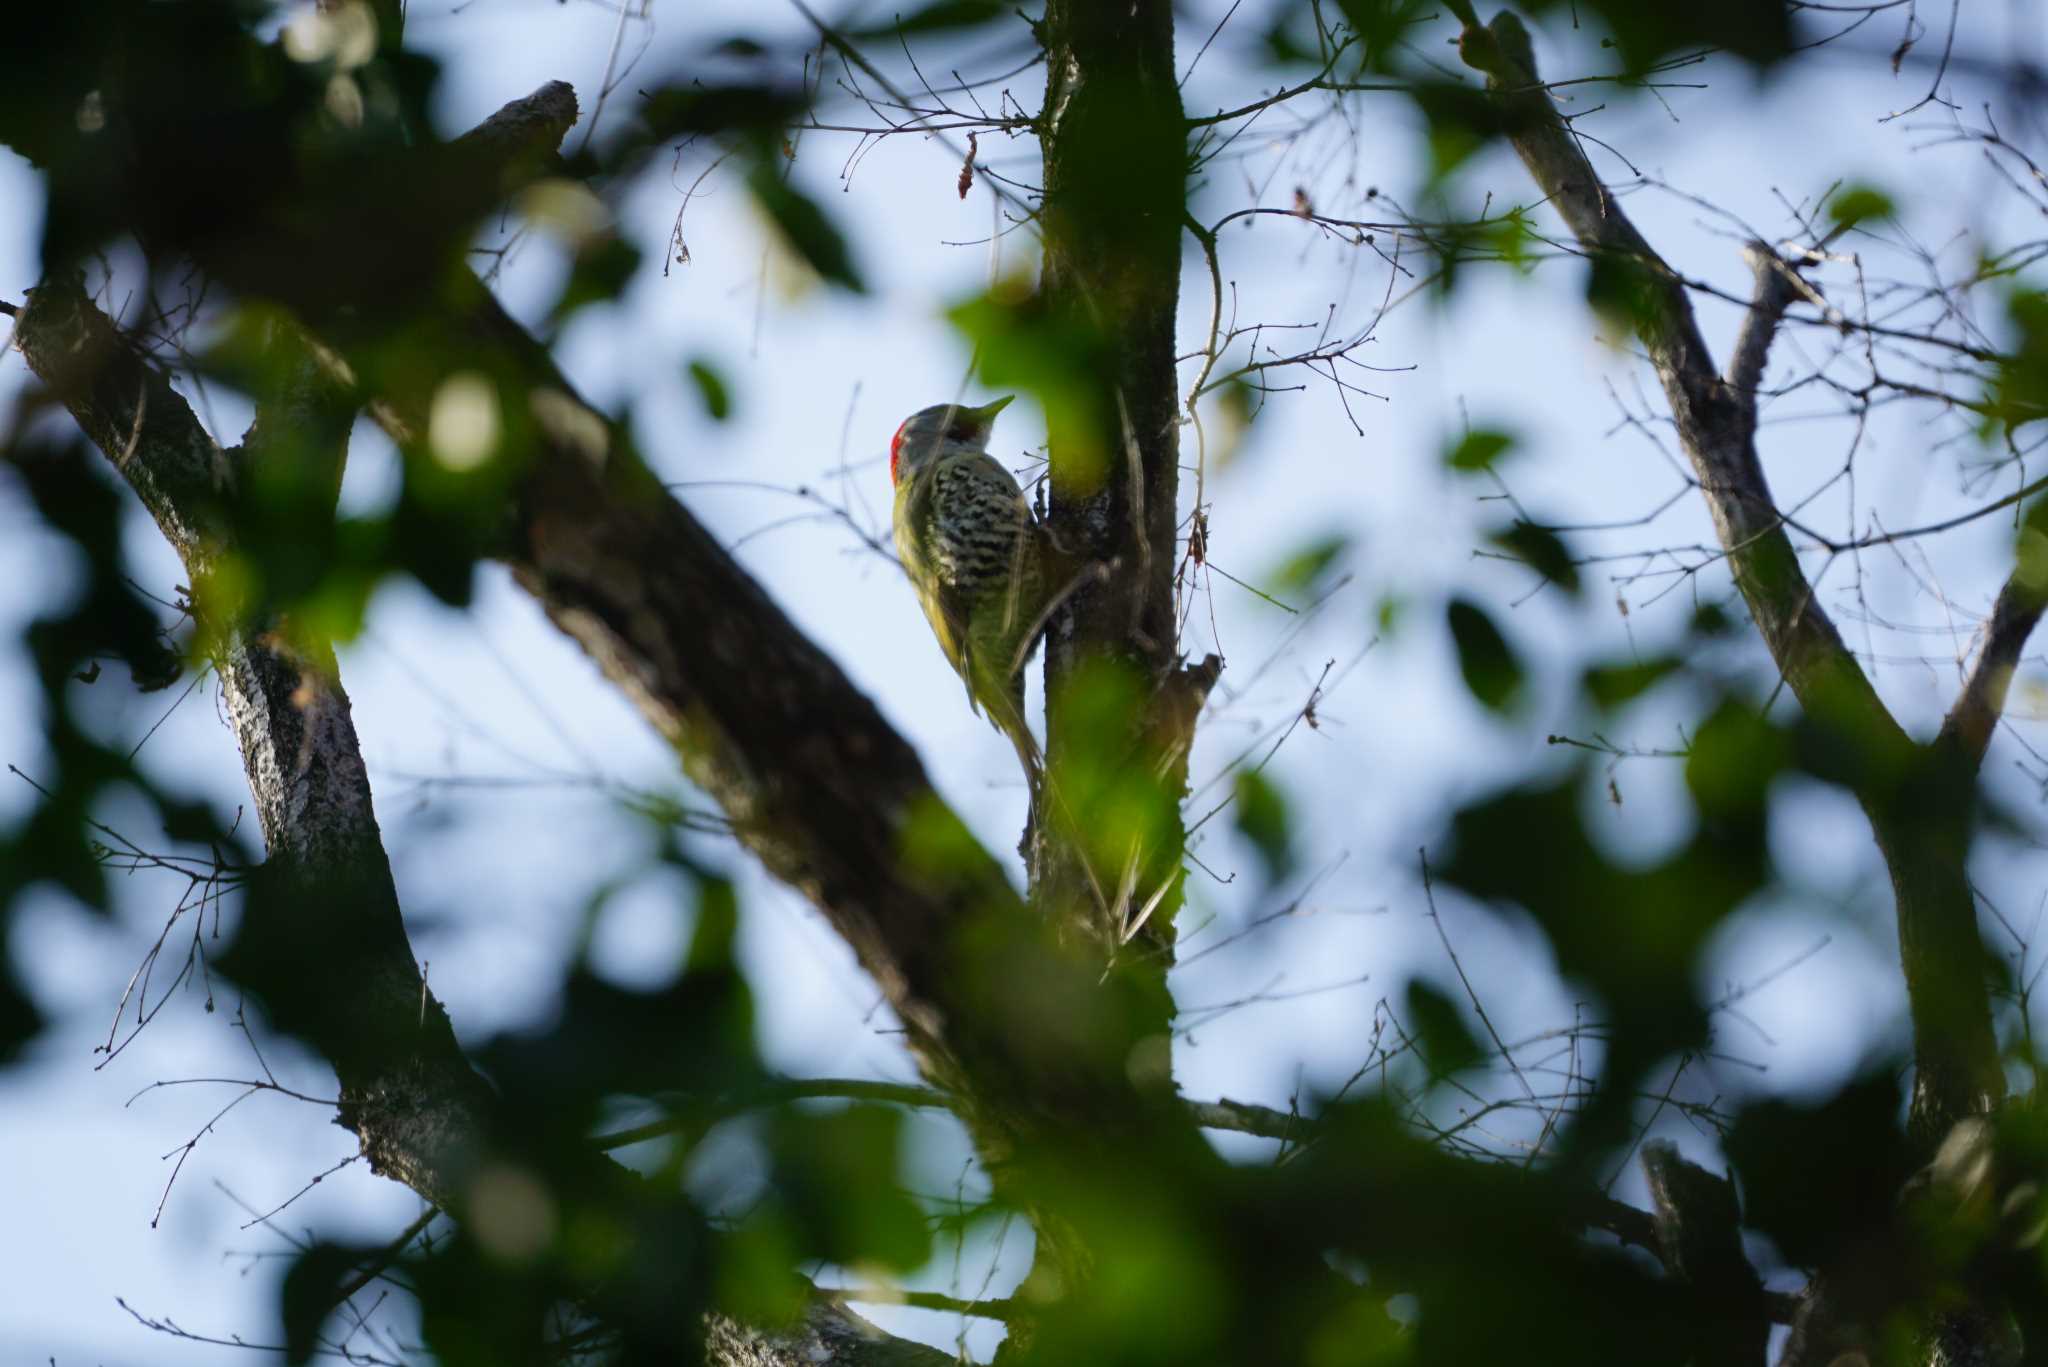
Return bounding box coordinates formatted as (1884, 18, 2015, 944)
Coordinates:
(1937, 567, 2048, 771)
(1460, 21, 1896, 742)
(1455, 11, 2000, 1142)
(9, 258, 964, 1367)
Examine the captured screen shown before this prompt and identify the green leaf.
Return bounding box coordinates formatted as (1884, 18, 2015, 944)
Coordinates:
(1685, 699, 1789, 822)
(767, 1104, 929, 1271)
(548, 236, 641, 326)
(1489, 520, 1579, 596)
(1987, 290, 2048, 434)
(1484, 209, 1540, 274)
(849, 1, 1008, 39)
(283, 1243, 378, 1364)
(1440, 768, 1763, 1138)
(1233, 769, 1296, 884)
(1582, 655, 1679, 708)
(1446, 427, 1516, 472)
(1332, 0, 1434, 72)
(1446, 598, 1525, 713)
(1514, 0, 1792, 75)
(1405, 978, 1484, 1077)
(687, 358, 732, 421)
(635, 83, 807, 141)
(1267, 533, 1350, 600)
(1374, 592, 1405, 639)
(747, 162, 865, 293)
(1689, 601, 1735, 637)
(948, 285, 1114, 492)
(1585, 248, 1668, 341)
(1724, 1070, 1911, 1267)
(1409, 80, 1508, 182)
(1827, 183, 1895, 231)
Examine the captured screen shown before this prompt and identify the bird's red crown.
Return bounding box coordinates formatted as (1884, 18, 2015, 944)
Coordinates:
(889, 416, 911, 486)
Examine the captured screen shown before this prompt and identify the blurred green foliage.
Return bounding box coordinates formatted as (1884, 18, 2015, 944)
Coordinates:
(1232, 768, 1297, 885)
(1989, 289, 2048, 435)
(1266, 532, 1353, 602)
(1828, 182, 1897, 232)
(1443, 427, 1516, 473)
(687, 359, 734, 422)
(1488, 520, 1579, 597)
(1444, 597, 1524, 713)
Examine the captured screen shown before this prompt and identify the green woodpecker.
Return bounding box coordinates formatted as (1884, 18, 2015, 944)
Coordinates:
(889, 396, 1047, 788)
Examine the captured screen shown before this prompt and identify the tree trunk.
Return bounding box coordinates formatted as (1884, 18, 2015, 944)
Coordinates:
(1035, 0, 1211, 959)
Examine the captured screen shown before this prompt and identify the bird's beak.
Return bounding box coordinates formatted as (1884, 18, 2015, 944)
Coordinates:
(972, 395, 1014, 424)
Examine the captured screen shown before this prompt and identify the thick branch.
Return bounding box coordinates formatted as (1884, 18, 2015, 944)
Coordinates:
(1035, 0, 1200, 955)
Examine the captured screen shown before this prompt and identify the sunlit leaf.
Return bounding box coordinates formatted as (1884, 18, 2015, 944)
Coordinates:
(1267, 533, 1351, 600)
(1375, 592, 1405, 638)
(747, 162, 865, 293)
(1827, 182, 1895, 231)
(949, 283, 1112, 491)
(1445, 427, 1516, 472)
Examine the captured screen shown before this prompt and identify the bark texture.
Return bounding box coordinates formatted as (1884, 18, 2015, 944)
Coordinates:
(704, 1301, 957, 1367)
(1035, 0, 1219, 958)
(1038, 0, 1184, 676)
